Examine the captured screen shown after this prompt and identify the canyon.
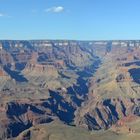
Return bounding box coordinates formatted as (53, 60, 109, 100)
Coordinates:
(0, 40, 140, 139)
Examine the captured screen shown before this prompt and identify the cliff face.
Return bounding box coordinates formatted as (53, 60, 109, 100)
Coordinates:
(1, 40, 140, 139)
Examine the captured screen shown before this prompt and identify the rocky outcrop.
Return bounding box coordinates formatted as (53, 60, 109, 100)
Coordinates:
(74, 44, 140, 131)
(75, 98, 140, 130)
(0, 94, 76, 139)
(15, 121, 94, 140)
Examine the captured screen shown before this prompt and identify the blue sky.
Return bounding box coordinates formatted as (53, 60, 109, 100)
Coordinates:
(0, 0, 140, 40)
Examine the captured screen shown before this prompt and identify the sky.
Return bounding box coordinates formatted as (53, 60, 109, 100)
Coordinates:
(0, 0, 140, 40)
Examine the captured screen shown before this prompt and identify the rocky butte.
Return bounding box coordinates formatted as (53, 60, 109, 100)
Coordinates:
(0, 40, 140, 139)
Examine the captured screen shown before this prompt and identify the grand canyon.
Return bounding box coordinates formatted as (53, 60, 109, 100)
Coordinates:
(0, 40, 140, 139)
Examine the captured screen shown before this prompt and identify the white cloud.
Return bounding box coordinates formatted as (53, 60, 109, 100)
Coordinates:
(0, 13, 4, 17)
(0, 13, 12, 18)
(45, 6, 64, 13)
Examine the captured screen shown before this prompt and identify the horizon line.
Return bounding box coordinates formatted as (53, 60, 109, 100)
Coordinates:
(1, 39, 140, 42)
